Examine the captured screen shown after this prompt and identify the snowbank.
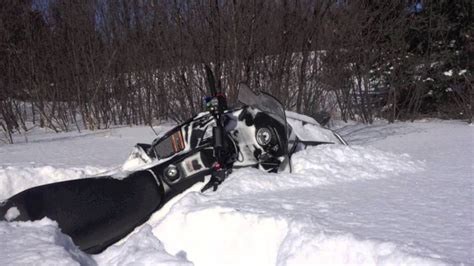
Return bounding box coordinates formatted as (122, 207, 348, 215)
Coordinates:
(0, 218, 94, 266)
(278, 227, 445, 266)
(0, 121, 471, 265)
(214, 145, 424, 196)
(152, 200, 444, 266)
(94, 225, 192, 266)
(0, 165, 106, 201)
(147, 145, 437, 266)
(155, 205, 289, 266)
(286, 112, 339, 143)
(0, 219, 190, 266)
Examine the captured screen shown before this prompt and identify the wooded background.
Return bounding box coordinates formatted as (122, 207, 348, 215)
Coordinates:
(0, 0, 472, 143)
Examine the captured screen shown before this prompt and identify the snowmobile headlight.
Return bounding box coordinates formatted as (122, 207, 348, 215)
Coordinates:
(256, 127, 273, 146)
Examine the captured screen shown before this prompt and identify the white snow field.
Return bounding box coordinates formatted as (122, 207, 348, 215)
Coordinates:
(0, 120, 472, 265)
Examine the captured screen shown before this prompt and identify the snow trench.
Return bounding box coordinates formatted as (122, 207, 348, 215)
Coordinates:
(0, 218, 94, 266)
(0, 144, 444, 265)
(147, 145, 437, 265)
(153, 204, 444, 266)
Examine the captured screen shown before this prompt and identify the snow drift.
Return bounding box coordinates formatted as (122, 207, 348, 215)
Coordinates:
(0, 166, 106, 201)
(1, 121, 472, 265)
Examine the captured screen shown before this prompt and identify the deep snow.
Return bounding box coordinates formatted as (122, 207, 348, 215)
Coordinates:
(0, 120, 472, 265)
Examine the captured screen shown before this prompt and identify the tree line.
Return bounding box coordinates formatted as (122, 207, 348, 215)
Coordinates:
(0, 0, 472, 143)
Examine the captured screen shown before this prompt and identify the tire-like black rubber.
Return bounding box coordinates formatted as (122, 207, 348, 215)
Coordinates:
(0, 170, 162, 254)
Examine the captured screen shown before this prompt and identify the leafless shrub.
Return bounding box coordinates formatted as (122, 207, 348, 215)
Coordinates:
(0, 0, 471, 142)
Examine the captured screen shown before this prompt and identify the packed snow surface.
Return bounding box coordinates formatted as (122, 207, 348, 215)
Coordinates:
(0, 218, 94, 265)
(4, 207, 20, 221)
(0, 120, 472, 265)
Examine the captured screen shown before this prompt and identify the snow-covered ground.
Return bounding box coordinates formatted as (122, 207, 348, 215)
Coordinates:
(0, 120, 472, 265)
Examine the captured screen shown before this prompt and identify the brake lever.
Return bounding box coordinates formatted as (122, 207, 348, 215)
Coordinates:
(201, 168, 227, 193)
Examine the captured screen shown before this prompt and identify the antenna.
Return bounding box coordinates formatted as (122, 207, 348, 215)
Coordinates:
(204, 64, 217, 96)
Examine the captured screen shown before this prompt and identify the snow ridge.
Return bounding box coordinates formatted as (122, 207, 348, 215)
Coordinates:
(0, 165, 108, 201)
(0, 218, 94, 266)
(94, 225, 192, 265)
(1, 122, 470, 265)
(152, 199, 444, 266)
(147, 145, 438, 266)
(216, 145, 424, 196)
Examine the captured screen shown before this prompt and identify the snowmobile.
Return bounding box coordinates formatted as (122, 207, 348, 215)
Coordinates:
(0, 84, 346, 254)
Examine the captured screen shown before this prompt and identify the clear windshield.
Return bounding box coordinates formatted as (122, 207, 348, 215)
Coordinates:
(237, 83, 292, 162)
(237, 84, 286, 127)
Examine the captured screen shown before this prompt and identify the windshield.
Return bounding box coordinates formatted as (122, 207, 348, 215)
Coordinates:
(237, 84, 286, 127)
(237, 83, 292, 160)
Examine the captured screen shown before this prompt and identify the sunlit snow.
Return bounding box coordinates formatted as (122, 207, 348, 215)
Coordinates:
(0, 120, 472, 265)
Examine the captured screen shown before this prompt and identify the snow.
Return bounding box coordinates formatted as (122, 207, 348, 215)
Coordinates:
(4, 207, 20, 221)
(287, 119, 340, 143)
(154, 205, 289, 266)
(0, 120, 473, 265)
(285, 111, 320, 125)
(202, 145, 422, 197)
(286, 111, 342, 143)
(443, 70, 453, 77)
(336, 120, 473, 263)
(1, 125, 169, 167)
(94, 225, 192, 266)
(0, 218, 94, 265)
(0, 165, 106, 200)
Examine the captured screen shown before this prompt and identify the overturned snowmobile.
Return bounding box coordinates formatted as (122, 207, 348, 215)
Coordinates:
(0, 84, 346, 254)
